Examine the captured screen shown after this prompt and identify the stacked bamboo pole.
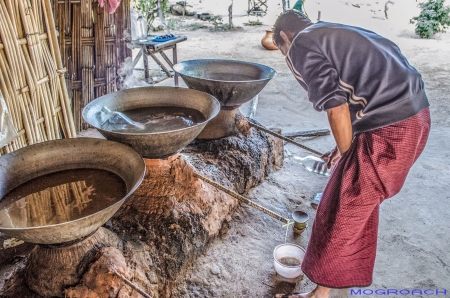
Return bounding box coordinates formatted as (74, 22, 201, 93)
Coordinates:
(0, 0, 131, 151)
(0, 0, 76, 155)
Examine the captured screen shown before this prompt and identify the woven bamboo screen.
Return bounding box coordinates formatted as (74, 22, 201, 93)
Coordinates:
(52, 0, 132, 131)
(0, 0, 77, 156)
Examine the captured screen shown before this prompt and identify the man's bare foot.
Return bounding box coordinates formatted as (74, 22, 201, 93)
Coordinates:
(275, 285, 331, 298)
(297, 285, 331, 298)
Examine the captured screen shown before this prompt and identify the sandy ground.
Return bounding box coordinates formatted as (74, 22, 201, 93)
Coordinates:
(122, 0, 450, 297)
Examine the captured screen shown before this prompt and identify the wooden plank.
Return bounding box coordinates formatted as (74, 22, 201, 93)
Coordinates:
(94, 2, 106, 78)
(80, 0, 93, 38)
(72, 3, 81, 81)
(81, 45, 94, 130)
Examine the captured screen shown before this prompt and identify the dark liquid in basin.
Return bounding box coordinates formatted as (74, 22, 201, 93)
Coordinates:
(103, 106, 206, 133)
(0, 169, 126, 228)
(203, 73, 260, 81)
(279, 257, 301, 266)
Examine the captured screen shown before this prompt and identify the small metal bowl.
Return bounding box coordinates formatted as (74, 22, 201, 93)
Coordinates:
(292, 210, 309, 234)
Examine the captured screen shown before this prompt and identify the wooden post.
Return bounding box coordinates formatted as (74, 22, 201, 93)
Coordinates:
(228, 0, 234, 28)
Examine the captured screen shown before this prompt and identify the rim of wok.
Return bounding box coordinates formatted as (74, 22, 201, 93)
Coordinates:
(173, 58, 277, 83)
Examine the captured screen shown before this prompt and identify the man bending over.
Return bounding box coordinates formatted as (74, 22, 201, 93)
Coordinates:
(273, 10, 430, 298)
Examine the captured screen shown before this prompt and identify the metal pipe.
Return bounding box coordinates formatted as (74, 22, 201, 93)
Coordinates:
(283, 129, 330, 139)
(193, 172, 290, 224)
(247, 120, 324, 156)
(112, 268, 152, 298)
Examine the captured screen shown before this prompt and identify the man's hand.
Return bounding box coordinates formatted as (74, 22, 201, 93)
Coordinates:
(321, 146, 341, 169)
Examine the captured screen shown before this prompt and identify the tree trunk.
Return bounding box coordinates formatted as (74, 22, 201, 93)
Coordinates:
(228, 1, 234, 28)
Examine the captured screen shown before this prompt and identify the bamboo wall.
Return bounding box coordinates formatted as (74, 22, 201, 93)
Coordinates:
(52, 0, 132, 131)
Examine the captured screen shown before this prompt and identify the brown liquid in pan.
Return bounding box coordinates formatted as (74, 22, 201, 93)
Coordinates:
(0, 169, 126, 228)
(103, 106, 206, 133)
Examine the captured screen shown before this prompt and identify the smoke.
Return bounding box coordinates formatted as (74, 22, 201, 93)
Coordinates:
(117, 57, 150, 90)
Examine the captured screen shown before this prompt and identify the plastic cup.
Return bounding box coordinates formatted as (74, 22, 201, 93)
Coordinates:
(273, 243, 306, 279)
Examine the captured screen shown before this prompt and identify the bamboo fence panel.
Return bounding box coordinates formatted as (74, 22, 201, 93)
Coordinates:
(0, 0, 77, 155)
(54, 0, 132, 131)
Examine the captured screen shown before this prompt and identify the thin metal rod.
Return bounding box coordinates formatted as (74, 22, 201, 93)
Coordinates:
(146, 50, 172, 78)
(132, 50, 143, 68)
(193, 172, 290, 224)
(173, 44, 179, 86)
(142, 45, 149, 80)
(247, 120, 324, 156)
(112, 268, 152, 298)
(283, 129, 330, 139)
(159, 51, 174, 68)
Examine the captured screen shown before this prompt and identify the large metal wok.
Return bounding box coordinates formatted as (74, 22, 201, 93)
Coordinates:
(0, 138, 145, 244)
(173, 59, 276, 108)
(82, 86, 220, 158)
(173, 59, 276, 139)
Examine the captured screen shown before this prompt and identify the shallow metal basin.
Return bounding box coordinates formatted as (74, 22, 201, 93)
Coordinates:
(173, 59, 277, 107)
(0, 138, 145, 244)
(82, 86, 220, 158)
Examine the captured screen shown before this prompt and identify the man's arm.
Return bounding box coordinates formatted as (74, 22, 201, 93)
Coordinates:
(327, 103, 353, 154)
(287, 40, 352, 159)
(324, 103, 353, 167)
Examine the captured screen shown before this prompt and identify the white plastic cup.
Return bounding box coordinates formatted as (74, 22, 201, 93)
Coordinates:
(273, 243, 306, 279)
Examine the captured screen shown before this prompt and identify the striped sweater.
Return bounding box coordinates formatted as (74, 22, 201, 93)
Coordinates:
(286, 22, 429, 135)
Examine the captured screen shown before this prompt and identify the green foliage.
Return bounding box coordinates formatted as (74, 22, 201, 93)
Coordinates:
(410, 0, 450, 38)
(133, 0, 169, 32)
(167, 17, 178, 30)
(188, 23, 208, 31)
(244, 20, 263, 26)
(222, 24, 232, 31)
(208, 15, 223, 31)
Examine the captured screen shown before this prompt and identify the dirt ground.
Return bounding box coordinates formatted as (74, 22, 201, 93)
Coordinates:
(124, 0, 450, 297)
(80, 0, 450, 297)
